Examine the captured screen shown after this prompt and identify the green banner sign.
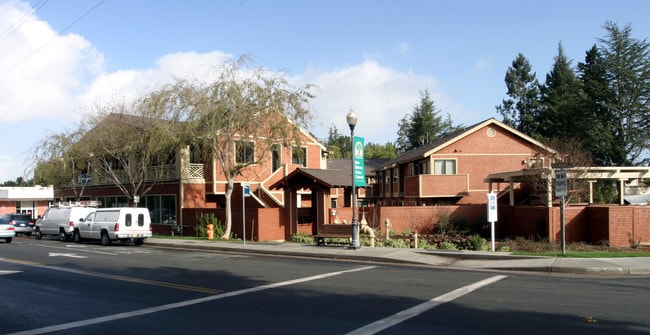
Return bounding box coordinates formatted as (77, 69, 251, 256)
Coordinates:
(353, 136, 366, 187)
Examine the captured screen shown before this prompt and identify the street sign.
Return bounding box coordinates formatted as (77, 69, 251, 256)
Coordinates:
(555, 169, 567, 198)
(487, 193, 497, 222)
(243, 183, 250, 197)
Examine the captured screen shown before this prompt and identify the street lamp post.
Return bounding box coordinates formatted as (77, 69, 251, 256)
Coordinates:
(347, 109, 361, 250)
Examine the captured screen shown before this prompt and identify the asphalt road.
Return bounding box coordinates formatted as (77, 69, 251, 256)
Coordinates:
(1, 236, 650, 334)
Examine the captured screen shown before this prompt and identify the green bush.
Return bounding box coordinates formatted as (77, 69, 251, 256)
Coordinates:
(469, 234, 488, 251)
(439, 241, 457, 250)
(196, 213, 224, 238)
(291, 232, 314, 244)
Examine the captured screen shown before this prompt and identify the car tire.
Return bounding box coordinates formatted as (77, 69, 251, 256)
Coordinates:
(134, 238, 144, 246)
(73, 230, 82, 243)
(34, 228, 42, 240)
(101, 232, 111, 246)
(58, 230, 68, 242)
(5, 237, 12, 243)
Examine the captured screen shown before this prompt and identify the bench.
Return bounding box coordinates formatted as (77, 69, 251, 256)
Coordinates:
(314, 224, 353, 246)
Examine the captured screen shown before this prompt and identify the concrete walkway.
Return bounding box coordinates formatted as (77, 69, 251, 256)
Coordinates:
(146, 238, 650, 276)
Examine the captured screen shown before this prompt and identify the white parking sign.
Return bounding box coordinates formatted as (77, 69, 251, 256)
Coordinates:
(555, 170, 567, 198)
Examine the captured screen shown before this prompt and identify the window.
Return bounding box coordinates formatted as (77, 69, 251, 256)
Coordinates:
(272, 144, 281, 171)
(419, 161, 430, 174)
(434, 159, 456, 175)
(144, 195, 176, 224)
(138, 214, 145, 227)
(292, 146, 306, 166)
(125, 213, 132, 227)
(408, 163, 415, 176)
(236, 141, 255, 164)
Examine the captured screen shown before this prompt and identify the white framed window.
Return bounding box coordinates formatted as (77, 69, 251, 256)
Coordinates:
(292, 146, 307, 166)
(433, 159, 456, 175)
(236, 141, 255, 164)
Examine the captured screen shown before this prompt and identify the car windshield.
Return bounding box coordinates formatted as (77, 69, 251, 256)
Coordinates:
(0, 218, 8, 225)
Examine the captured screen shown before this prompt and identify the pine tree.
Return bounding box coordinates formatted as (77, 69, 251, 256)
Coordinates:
(496, 53, 541, 135)
(538, 44, 585, 142)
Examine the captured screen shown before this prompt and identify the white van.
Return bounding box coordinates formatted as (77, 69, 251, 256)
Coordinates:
(34, 202, 100, 241)
(74, 207, 152, 246)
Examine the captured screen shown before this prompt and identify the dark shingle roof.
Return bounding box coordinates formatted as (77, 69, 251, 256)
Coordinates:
(269, 168, 351, 189)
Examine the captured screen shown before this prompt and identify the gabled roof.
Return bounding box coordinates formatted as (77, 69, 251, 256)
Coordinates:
(375, 118, 555, 171)
(269, 168, 351, 190)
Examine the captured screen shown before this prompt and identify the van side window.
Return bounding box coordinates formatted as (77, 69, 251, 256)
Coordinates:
(125, 214, 132, 227)
(138, 214, 145, 227)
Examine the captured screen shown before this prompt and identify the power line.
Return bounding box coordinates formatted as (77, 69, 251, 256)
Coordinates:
(1, 0, 107, 78)
(0, 0, 49, 45)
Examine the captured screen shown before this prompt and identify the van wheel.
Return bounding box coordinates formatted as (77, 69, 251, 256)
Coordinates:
(101, 232, 111, 246)
(58, 230, 68, 242)
(134, 238, 144, 246)
(34, 228, 42, 240)
(73, 230, 82, 243)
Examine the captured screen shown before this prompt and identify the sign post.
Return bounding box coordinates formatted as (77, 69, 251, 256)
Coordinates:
(242, 183, 250, 246)
(487, 192, 498, 251)
(554, 169, 567, 255)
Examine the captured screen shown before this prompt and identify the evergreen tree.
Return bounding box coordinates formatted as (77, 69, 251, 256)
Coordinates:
(598, 21, 650, 165)
(496, 53, 541, 135)
(577, 45, 616, 166)
(395, 115, 410, 154)
(538, 44, 586, 142)
(399, 89, 461, 151)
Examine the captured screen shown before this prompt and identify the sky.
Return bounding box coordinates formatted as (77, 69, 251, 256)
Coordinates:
(1, 0, 650, 182)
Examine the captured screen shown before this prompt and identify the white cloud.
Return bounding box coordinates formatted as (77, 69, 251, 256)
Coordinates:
(296, 60, 440, 144)
(0, 2, 102, 123)
(0, 1, 457, 180)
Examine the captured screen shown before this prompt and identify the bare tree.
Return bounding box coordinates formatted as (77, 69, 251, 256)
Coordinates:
(31, 127, 89, 200)
(77, 95, 180, 206)
(165, 58, 316, 239)
(31, 92, 181, 206)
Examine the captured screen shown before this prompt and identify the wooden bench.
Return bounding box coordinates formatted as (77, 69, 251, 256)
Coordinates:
(314, 224, 353, 246)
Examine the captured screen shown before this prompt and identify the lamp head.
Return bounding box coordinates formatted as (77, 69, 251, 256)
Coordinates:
(346, 109, 358, 131)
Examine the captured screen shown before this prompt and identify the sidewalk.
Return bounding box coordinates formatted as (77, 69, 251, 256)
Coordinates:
(146, 238, 650, 276)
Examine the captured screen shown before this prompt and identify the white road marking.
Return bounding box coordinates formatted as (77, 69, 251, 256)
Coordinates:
(30, 243, 117, 255)
(6, 265, 377, 335)
(48, 253, 87, 259)
(345, 275, 508, 335)
(0, 270, 21, 275)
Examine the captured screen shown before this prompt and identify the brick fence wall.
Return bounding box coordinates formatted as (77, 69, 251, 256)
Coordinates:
(151, 204, 650, 247)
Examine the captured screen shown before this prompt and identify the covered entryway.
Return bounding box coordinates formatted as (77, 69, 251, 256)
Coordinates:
(270, 168, 353, 241)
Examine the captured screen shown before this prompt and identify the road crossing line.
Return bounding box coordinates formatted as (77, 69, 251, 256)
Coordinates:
(6, 265, 378, 335)
(345, 274, 508, 335)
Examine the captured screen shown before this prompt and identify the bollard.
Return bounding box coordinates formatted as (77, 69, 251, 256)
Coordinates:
(385, 218, 391, 240)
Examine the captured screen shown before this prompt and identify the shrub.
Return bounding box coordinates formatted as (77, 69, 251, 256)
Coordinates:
(439, 241, 457, 250)
(469, 234, 488, 251)
(291, 232, 314, 244)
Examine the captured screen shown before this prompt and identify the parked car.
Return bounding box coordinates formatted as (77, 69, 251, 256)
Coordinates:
(0, 217, 16, 243)
(1, 213, 34, 236)
(74, 207, 152, 246)
(34, 202, 100, 241)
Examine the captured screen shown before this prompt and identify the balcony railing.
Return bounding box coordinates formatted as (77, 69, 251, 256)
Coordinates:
(80, 164, 204, 186)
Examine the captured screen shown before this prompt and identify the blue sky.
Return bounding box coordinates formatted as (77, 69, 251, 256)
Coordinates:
(1, 0, 650, 182)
